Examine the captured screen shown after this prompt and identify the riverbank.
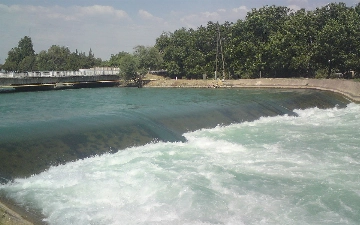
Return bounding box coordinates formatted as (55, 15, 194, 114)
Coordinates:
(143, 78, 360, 102)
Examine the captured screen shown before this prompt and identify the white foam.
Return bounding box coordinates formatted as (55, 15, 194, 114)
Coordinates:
(1, 104, 360, 225)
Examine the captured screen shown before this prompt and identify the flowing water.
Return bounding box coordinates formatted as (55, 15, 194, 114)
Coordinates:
(0, 87, 359, 224)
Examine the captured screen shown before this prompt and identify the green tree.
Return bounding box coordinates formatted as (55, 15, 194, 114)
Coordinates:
(264, 9, 317, 77)
(35, 46, 102, 71)
(18, 56, 36, 72)
(86, 48, 97, 68)
(156, 28, 189, 78)
(194, 24, 217, 78)
(36, 50, 50, 71)
(3, 48, 20, 71)
(154, 3, 360, 79)
(108, 52, 129, 67)
(119, 54, 138, 80)
(67, 51, 80, 71)
(3, 36, 35, 71)
(243, 6, 290, 78)
(46, 45, 71, 70)
(18, 36, 35, 59)
(133, 45, 163, 74)
(313, 3, 360, 76)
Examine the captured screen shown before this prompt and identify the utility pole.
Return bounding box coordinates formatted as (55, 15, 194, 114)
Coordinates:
(215, 23, 219, 80)
(220, 31, 225, 80)
(215, 22, 226, 80)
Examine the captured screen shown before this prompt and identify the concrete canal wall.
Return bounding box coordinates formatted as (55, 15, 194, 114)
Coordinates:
(144, 78, 360, 102)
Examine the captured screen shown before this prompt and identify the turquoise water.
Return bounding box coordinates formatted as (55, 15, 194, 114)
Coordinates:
(0, 88, 359, 224)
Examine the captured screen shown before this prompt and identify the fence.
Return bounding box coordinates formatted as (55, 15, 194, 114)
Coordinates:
(0, 67, 120, 78)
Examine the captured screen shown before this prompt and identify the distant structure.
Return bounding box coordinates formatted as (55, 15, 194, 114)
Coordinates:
(0, 67, 120, 78)
(0, 67, 121, 92)
(149, 70, 167, 76)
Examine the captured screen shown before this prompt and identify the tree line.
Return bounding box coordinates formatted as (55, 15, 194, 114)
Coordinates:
(156, 2, 360, 79)
(1, 36, 102, 72)
(2, 2, 360, 80)
(0, 36, 163, 81)
(102, 45, 163, 80)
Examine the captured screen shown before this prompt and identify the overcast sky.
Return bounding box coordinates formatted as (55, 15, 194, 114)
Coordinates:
(0, 0, 359, 64)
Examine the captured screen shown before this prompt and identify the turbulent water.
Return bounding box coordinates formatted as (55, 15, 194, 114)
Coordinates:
(0, 87, 359, 224)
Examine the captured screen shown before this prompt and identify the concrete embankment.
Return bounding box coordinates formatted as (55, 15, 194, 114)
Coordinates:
(144, 78, 360, 102)
(0, 201, 33, 225)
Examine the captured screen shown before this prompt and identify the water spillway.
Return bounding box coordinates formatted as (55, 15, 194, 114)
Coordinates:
(0, 87, 359, 225)
(0, 88, 349, 180)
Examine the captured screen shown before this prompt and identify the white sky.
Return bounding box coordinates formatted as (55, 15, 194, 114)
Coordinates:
(0, 0, 359, 63)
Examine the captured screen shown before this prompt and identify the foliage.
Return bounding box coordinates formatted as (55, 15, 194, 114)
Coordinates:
(119, 54, 138, 81)
(4, 2, 360, 80)
(104, 51, 130, 67)
(133, 45, 163, 74)
(35, 46, 102, 71)
(3, 37, 102, 72)
(3, 36, 35, 72)
(154, 2, 360, 79)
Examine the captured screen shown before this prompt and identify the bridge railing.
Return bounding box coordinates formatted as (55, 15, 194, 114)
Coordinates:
(0, 68, 120, 78)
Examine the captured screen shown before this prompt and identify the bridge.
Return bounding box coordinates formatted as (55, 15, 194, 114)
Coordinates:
(0, 68, 121, 92)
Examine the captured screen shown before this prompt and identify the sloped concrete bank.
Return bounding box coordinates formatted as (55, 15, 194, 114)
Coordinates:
(0, 201, 34, 225)
(144, 78, 360, 102)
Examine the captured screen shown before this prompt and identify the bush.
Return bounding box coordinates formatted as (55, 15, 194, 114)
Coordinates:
(315, 69, 328, 79)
